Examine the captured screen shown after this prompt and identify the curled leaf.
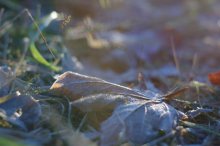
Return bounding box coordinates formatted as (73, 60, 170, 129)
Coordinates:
(51, 72, 152, 127)
(50, 71, 149, 101)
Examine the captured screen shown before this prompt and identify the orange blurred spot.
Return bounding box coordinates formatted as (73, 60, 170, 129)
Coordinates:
(208, 71, 220, 85)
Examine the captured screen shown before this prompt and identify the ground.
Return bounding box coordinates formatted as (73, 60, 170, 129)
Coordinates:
(0, 0, 220, 146)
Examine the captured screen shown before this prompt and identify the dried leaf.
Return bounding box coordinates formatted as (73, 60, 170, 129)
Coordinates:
(208, 71, 220, 85)
(50, 71, 149, 101)
(100, 101, 184, 146)
(51, 72, 153, 127)
(0, 94, 41, 128)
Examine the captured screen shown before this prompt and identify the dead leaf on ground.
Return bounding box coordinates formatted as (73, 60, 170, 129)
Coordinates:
(50, 72, 159, 127)
(50, 71, 150, 101)
(50, 72, 188, 145)
(0, 94, 41, 129)
(100, 101, 186, 146)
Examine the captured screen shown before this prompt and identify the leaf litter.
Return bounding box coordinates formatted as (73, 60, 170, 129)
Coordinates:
(100, 101, 185, 146)
(50, 71, 188, 145)
(1, 0, 220, 145)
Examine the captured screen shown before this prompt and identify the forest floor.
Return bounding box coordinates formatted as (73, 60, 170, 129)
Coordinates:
(0, 0, 220, 146)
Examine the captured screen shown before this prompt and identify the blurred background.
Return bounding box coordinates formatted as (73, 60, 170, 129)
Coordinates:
(1, 0, 220, 89)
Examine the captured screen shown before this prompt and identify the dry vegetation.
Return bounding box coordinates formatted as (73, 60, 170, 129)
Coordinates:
(0, 0, 220, 146)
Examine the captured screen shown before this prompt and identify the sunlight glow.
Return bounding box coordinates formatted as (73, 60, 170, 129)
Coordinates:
(50, 11, 58, 19)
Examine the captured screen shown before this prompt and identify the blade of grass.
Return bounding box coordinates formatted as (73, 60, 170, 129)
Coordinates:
(30, 43, 60, 72)
(0, 9, 57, 58)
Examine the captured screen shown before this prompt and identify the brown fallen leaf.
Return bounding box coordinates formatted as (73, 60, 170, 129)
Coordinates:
(208, 70, 220, 85)
(50, 71, 150, 101)
(50, 72, 154, 127)
(50, 72, 187, 145)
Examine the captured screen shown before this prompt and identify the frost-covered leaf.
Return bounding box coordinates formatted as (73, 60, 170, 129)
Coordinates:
(0, 94, 41, 128)
(100, 101, 185, 146)
(50, 71, 149, 101)
(51, 72, 153, 127)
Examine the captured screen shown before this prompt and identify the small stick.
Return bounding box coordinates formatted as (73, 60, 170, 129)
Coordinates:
(23, 9, 55, 58)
